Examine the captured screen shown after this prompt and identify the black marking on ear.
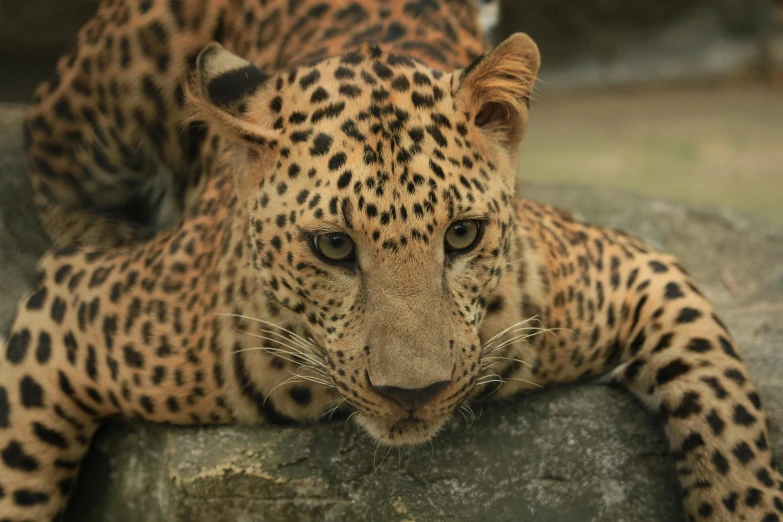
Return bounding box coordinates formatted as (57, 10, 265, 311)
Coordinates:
(462, 52, 485, 79)
(207, 65, 270, 109)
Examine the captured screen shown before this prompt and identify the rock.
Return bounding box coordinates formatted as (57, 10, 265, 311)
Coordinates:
(0, 104, 50, 333)
(1, 105, 781, 521)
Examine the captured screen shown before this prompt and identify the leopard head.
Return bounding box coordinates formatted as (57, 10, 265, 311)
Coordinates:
(191, 34, 539, 444)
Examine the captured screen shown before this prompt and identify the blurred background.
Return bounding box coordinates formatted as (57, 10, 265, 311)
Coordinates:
(0, 0, 781, 226)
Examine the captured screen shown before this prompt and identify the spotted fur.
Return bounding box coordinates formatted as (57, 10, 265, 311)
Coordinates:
(2, 0, 781, 520)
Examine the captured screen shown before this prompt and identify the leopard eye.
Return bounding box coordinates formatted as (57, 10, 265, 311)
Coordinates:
(312, 232, 356, 263)
(445, 220, 482, 254)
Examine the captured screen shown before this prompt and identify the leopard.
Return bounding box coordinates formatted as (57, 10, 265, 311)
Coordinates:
(2, 0, 782, 520)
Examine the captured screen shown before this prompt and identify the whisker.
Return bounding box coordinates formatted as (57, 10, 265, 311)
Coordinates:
(236, 346, 327, 376)
(234, 330, 326, 368)
(344, 409, 363, 430)
(256, 347, 330, 375)
(326, 395, 349, 408)
(475, 380, 505, 399)
(285, 371, 332, 388)
(323, 396, 351, 419)
(484, 329, 561, 355)
(475, 377, 505, 386)
(463, 404, 476, 427)
(231, 334, 316, 362)
(475, 374, 505, 385)
(374, 445, 393, 473)
(232, 344, 322, 367)
(298, 377, 333, 388)
(352, 411, 365, 433)
(459, 405, 476, 429)
(483, 332, 542, 354)
(241, 324, 315, 352)
(482, 355, 534, 368)
(284, 366, 332, 384)
(505, 377, 544, 389)
(480, 361, 503, 371)
(264, 377, 306, 406)
(220, 313, 311, 345)
(482, 316, 541, 348)
(219, 313, 325, 354)
(253, 327, 323, 357)
(457, 407, 469, 428)
(475, 379, 504, 386)
(481, 327, 549, 353)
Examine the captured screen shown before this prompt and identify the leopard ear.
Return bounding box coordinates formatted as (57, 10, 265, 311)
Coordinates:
(456, 33, 540, 153)
(188, 43, 278, 150)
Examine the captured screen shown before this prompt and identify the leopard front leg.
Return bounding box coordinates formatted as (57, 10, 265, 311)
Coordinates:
(0, 333, 100, 521)
(605, 262, 783, 521)
(490, 204, 783, 521)
(0, 290, 114, 521)
(0, 230, 339, 520)
(0, 247, 232, 520)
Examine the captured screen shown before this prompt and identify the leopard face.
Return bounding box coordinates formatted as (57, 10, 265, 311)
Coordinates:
(192, 34, 539, 444)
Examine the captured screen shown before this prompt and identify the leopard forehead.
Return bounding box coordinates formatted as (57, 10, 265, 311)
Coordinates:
(243, 49, 514, 248)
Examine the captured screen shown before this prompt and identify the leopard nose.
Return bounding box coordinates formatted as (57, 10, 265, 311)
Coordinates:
(371, 381, 450, 412)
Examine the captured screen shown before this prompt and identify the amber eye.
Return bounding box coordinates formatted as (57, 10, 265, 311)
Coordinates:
(312, 232, 356, 263)
(445, 220, 482, 253)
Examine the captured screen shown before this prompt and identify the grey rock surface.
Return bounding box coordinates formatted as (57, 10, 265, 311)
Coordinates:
(0, 105, 50, 331)
(1, 103, 781, 521)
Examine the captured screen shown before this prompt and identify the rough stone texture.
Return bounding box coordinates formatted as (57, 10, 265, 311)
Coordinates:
(0, 105, 50, 329)
(1, 103, 782, 521)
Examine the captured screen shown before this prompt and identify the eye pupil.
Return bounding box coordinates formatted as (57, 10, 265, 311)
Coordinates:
(313, 232, 356, 263)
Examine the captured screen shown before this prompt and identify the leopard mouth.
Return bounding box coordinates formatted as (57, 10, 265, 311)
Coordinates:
(389, 415, 424, 430)
(319, 345, 482, 445)
(347, 387, 479, 445)
(357, 412, 447, 446)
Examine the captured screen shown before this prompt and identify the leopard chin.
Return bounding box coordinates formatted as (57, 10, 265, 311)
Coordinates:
(356, 411, 450, 446)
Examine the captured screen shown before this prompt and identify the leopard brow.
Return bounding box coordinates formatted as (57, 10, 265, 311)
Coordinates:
(296, 224, 349, 237)
(450, 213, 490, 224)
